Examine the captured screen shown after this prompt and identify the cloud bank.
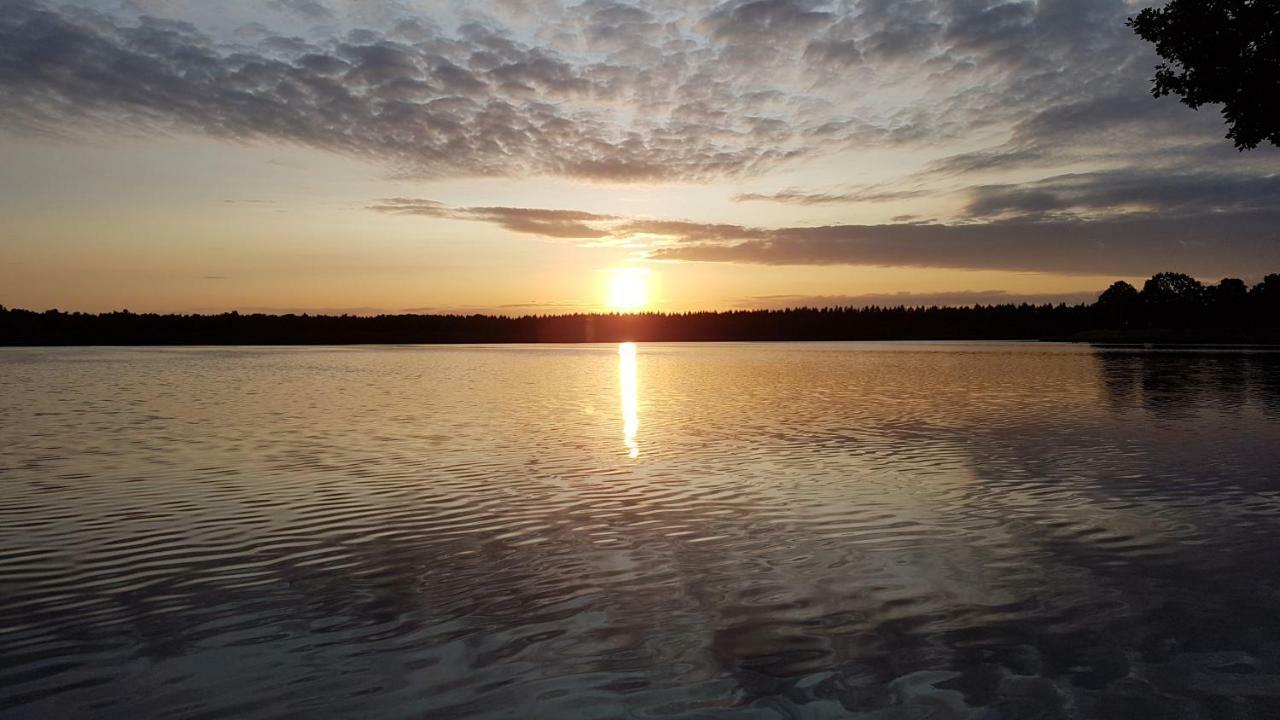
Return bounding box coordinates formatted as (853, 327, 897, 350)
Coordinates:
(374, 197, 1280, 277)
(738, 290, 1101, 309)
(2, 0, 1269, 184)
(4, 0, 1277, 281)
(645, 211, 1280, 277)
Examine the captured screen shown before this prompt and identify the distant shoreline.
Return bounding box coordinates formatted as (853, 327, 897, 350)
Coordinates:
(5, 340, 1280, 347)
(4, 304, 1278, 347)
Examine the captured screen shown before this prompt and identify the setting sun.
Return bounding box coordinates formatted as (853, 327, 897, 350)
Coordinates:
(607, 268, 650, 311)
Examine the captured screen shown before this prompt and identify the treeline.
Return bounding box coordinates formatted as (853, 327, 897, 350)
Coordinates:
(2, 272, 1278, 346)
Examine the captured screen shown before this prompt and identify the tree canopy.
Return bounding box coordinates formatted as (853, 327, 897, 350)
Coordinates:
(1129, 0, 1280, 150)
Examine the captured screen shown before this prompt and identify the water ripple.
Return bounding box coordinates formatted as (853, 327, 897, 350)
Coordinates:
(2, 343, 1280, 718)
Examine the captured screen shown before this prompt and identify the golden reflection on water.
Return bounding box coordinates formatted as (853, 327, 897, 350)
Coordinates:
(619, 342, 639, 458)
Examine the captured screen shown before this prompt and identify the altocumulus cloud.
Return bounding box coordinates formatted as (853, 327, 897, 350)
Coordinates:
(961, 170, 1280, 220)
(4, 0, 1278, 277)
(2, 0, 1270, 184)
(0, 0, 831, 180)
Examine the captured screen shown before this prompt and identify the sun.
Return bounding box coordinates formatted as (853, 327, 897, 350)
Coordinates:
(606, 268, 650, 311)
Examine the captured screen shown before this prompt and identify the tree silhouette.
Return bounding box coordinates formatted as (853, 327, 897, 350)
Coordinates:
(1097, 281, 1140, 329)
(1099, 281, 1139, 304)
(1254, 274, 1280, 318)
(1254, 274, 1280, 299)
(1206, 278, 1249, 327)
(1128, 0, 1280, 149)
(1141, 272, 1204, 327)
(3, 271, 1279, 345)
(1141, 272, 1203, 301)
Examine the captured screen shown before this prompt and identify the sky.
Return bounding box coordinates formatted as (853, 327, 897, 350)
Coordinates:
(1, 0, 1277, 315)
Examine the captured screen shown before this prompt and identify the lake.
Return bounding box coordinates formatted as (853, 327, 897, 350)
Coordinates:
(3, 343, 1280, 718)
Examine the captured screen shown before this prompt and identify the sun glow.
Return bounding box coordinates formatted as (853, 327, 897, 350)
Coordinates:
(606, 268, 650, 311)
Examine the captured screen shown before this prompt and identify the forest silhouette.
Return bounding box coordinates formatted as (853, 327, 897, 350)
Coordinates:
(3, 272, 1279, 346)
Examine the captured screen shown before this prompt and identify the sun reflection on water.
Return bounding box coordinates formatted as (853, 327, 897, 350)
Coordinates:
(619, 342, 639, 458)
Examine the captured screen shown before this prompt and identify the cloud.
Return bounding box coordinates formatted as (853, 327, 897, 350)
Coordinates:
(921, 89, 1259, 180)
(372, 198, 1280, 277)
(398, 300, 588, 315)
(0, 2, 755, 180)
(268, 0, 334, 20)
(737, 290, 1101, 309)
(617, 218, 769, 242)
(0, 0, 866, 181)
(3, 0, 1269, 189)
(206, 305, 390, 315)
(734, 186, 929, 204)
(700, 0, 835, 43)
(964, 170, 1280, 219)
(0, 0, 1273, 281)
(733, 167, 1280, 220)
(369, 197, 617, 238)
(646, 211, 1280, 276)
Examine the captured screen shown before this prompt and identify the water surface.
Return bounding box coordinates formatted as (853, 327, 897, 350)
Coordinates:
(3, 342, 1280, 718)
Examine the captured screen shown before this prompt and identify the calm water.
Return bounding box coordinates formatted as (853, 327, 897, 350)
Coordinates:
(3, 343, 1280, 719)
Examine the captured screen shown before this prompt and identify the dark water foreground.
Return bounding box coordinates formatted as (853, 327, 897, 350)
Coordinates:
(3, 343, 1280, 719)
